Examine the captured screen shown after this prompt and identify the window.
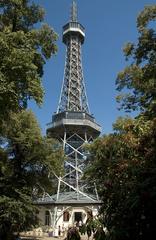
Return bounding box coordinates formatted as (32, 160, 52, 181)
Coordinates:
(63, 211, 70, 221)
(45, 210, 50, 226)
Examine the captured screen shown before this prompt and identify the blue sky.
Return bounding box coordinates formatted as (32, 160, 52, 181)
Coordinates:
(29, 0, 156, 135)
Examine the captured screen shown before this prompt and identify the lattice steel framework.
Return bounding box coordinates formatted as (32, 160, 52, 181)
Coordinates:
(56, 128, 97, 199)
(57, 1, 89, 113)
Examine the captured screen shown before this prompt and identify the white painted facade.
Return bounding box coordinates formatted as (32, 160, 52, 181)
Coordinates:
(37, 204, 99, 237)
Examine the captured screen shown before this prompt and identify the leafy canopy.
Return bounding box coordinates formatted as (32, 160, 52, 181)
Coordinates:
(0, 110, 64, 238)
(0, 0, 58, 122)
(116, 5, 156, 118)
(85, 5, 156, 240)
(0, 1, 63, 239)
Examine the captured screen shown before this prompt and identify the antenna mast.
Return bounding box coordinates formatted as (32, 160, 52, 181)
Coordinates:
(71, 1, 77, 22)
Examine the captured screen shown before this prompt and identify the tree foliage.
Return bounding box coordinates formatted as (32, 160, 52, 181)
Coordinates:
(0, 0, 57, 123)
(86, 117, 156, 240)
(0, 110, 64, 239)
(85, 5, 156, 240)
(0, 1, 63, 239)
(116, 5, 156, 117)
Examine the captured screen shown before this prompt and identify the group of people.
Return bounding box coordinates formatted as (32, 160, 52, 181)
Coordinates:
(64, 220, 106, 240)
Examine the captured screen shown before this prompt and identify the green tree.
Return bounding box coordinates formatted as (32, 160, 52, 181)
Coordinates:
(85, 5, 156, 240)
(0, 0, 57, 124)
(86, 116, 156, 240)
(116, 5, 156, 118)
(0, 1, 61, 239)
(0, 110, 64, 239)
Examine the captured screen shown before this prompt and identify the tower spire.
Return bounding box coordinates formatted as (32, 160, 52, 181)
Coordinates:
(71, 0, 77, 22)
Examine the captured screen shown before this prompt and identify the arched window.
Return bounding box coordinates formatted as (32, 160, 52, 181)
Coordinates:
(45, 210, 50, 226)
(63, 211, 70, 222)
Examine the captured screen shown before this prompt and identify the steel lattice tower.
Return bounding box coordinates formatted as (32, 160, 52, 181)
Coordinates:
(57, 1, 89, 114)
(46, 1, 101, 226)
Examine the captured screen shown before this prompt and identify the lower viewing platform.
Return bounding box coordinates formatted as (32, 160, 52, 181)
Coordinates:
(46, 111, 101, 138)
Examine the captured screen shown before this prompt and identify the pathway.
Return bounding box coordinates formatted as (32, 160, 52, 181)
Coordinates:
(21, 233, 91, 240)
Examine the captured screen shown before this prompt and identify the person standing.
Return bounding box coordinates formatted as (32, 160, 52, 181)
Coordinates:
(58, 225, 61, 238)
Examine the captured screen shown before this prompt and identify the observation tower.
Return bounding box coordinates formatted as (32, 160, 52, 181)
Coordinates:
(37, 1, 101, 231)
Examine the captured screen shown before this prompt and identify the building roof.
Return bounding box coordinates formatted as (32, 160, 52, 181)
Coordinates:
(36, 191, 102, 206)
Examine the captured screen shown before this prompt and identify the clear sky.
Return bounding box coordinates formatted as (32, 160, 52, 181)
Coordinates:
(29, 0, 156, 136)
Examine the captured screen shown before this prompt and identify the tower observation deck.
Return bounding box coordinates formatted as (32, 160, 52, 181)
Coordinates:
(45, 1, 101, 227)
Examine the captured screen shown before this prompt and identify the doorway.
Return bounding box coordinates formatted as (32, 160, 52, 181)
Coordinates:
(74, 212, 82, 222)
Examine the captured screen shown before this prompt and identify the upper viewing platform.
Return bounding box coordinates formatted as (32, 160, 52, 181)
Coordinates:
(63, 22, 85, 43)
(62, 1, 85, 44)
